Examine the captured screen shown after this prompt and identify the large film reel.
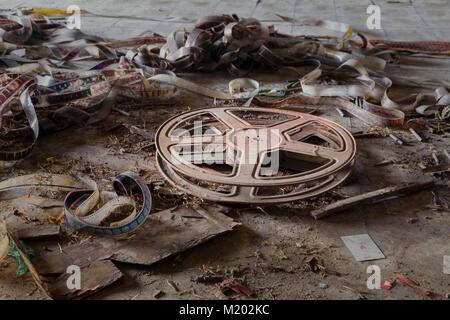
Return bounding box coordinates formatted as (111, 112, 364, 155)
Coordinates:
(156, 107, 356, 204)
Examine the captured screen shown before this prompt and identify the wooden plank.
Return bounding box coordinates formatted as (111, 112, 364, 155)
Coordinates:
(15, 225, 61, 240)
(311, 181, 435, 220)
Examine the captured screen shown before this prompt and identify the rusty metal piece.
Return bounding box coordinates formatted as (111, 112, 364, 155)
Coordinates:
(156, 107, 356, 187)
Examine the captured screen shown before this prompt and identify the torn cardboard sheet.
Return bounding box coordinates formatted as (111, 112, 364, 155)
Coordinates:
(15, 225, 61, 240)
(33, 204, 239, 275)
(32, 240, 114, 275)
(341, 234, 385, 262)
(47, 260, 123, 300)
(101, 204, 239, 265)
(15, 204, 238, 299)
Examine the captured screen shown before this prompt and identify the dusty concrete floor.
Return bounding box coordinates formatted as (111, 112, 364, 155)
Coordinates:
(0, 0, 449, 300)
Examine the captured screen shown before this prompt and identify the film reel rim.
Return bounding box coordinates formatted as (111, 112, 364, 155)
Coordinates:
(156, 107, 356, 187)
(156, 152, 354, 204)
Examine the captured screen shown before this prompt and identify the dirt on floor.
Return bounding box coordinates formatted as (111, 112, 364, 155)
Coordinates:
(0, 72, 449, 300)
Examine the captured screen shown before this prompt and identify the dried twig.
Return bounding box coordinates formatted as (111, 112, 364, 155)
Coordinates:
(311, 181, 434, 219)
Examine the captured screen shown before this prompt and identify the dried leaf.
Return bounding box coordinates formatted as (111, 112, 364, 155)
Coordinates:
(219, 279, 253, 297)
(381, 280, 396, 291)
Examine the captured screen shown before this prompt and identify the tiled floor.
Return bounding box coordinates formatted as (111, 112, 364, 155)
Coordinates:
(4, 0, 450, 40)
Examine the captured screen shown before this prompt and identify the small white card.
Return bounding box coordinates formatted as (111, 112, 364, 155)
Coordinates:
(341, 234, 385, 262)
(444, 256, 450, 275)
